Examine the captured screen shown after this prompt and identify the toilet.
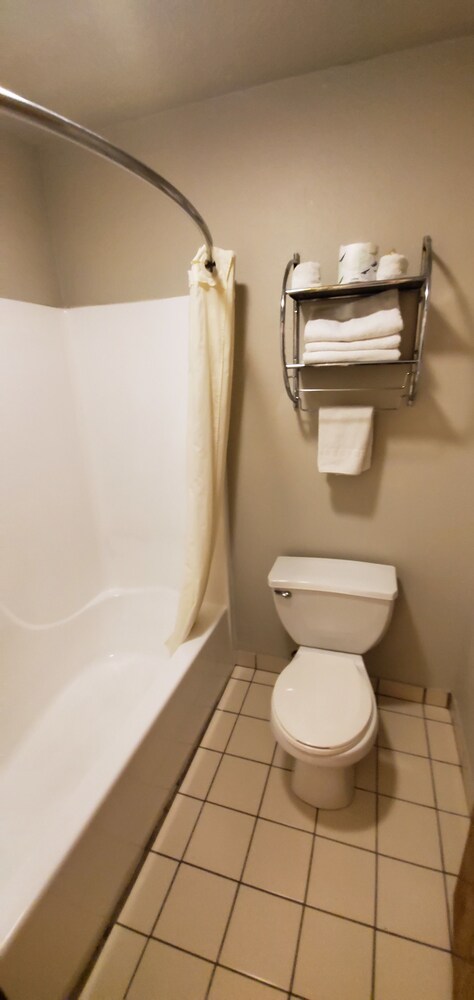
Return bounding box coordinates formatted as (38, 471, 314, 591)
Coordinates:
(268, 556, 397, 809)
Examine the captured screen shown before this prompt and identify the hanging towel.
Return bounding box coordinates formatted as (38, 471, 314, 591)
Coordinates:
(304, 308, 402, 343)
(318, 407, 374, 475)
(304, 334, 401, 353)
(292, 261, 321, 288)
(303, 348, 401, 364)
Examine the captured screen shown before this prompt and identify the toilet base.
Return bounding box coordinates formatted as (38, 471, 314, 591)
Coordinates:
(292, 759, 355, 810)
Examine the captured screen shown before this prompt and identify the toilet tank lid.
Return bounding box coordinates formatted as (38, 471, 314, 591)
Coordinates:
(268, 556, 398, 600)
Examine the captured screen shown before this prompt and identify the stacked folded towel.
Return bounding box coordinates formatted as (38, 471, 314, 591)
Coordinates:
(303, 292, 403, 364)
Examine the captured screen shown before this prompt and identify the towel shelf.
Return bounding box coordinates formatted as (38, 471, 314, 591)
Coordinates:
(280, 236, 432, 410)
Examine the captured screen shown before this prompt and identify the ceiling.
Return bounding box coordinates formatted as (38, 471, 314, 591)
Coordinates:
(2, 0, 474, 127)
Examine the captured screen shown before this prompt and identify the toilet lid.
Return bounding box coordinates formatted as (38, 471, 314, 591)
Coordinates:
(272, 649, 373, 753)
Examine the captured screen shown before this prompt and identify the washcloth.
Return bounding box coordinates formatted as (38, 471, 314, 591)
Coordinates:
(292, 261, 321, 288)
(303, 348, 401, 364)
(304, 308, 402, 343)
(304, 334, 401, 353)
(318, 407, 374, 475)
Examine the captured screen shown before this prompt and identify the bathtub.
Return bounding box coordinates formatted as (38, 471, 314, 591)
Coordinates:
(0, 586, 233, 1000)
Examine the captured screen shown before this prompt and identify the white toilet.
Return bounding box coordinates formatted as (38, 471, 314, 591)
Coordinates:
(268, 556, 398, 810)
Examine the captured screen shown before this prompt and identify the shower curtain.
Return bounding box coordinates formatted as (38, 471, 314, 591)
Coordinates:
(167, 246, 235, 652)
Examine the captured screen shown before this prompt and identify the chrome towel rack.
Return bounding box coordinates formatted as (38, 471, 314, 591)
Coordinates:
(280, 236, 432, 410)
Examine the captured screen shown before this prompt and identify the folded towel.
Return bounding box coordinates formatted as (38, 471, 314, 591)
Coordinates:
(318, 407, 374, 475)
(304, 334, 401, 353)
(303, 348, 401, 364)
(304, 308, 402, 343)
(304, 289, 399, 322)
(292, 261, 321, 288)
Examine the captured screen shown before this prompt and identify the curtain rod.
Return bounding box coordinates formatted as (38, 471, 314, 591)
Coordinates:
(0, 85, 215, 270)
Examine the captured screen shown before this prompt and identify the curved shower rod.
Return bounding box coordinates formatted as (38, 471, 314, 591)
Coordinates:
(0, 85, 215, 269)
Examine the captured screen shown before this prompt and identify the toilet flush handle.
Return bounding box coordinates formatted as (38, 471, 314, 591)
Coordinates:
(274, 589, 292, 598)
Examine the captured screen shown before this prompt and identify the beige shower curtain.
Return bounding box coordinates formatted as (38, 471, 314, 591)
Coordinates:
(167, 246, 235, 653)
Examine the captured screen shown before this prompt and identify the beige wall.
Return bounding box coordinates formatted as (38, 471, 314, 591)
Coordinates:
(1, 134, 60, 305)
(40, 38, 474, 699)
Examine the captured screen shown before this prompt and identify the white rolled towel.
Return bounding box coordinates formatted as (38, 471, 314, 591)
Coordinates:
(304, 308, 403, 343)
(338, 242, 378, 284)
(377, 253, 409, 280)
(292, 261, 321, 288)
(318, 407, 374, 475)
(304, 334, 401, 353)
(303, 348, 401, 364)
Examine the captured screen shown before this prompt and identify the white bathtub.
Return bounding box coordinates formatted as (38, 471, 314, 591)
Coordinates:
(0, 587, 233, 1000)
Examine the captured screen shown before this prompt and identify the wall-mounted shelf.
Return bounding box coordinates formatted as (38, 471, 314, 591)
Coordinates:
(280, 236, 432, 410)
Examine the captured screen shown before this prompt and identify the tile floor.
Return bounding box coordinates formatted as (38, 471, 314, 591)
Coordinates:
(79, 666, 470, 1000)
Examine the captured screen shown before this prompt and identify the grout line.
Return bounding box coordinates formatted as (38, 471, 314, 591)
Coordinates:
(371, 745, 380, 998)
(421, 710, 453, 953)
(287, 790, 319, 996)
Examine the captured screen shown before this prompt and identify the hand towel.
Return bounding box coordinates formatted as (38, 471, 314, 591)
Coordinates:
(292, 261, 322, 288)
(304, 308, 402, 343)
(377, 253, 408, 280)
(303, 348, 401, 364)
(338, 243, 378, 284)
(318, 407, 374, 475)
(304, 334, 401, 353)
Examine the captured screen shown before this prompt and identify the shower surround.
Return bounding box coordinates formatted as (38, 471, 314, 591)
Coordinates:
(0, 296, 232, 1000)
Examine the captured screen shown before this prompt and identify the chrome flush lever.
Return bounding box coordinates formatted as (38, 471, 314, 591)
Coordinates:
(274, 589, 292, 598)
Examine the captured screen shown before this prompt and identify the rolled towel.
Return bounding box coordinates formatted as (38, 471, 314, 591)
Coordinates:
(303, 348, 401, 364)
(304, 308, 403, 343)
(304, 334, 401, 353)
(377, 252, 408, 280)
(292, 261, 321, 288)
(338, 242, 378, 284)
(318, 407, 374, 475)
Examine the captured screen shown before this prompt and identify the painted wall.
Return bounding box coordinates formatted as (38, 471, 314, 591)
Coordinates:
(0, 134, 60, 305)
(38, 39, 474, 702)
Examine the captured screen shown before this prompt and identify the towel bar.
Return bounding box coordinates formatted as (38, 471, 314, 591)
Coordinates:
(280, 237, 432, 410)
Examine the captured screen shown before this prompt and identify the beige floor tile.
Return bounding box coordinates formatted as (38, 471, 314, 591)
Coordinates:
(153, 864, 237, 961)
(127, 939, 213, 1000)
(259, 767, 316, 833)
(209, 966, 286, 999)
(184, 802, 254, 879)
(201, 710, 237, 752)
(293, 908, 373, 1000)
(379, 679, 424, 703)
(426, 720, 460, 764)
(243, 818, 312, 901)
(219, 678, 250, 712)
(152, 794, 202, 858)
(378, 695, 424, 717)
(226, 714, 275, 764)
(253, 669, 278, 687)
(355, 746, 377, 791)
(374, 931, 453, 1000)
(377, 795, 442, 869)
(79, 925, 146, 1000)
(378, 748, 435, 806)
(378, 710, 429, 756)
(377, 855, 450, 949)
(432, 761, 469, 815)
(241, 682, 273, 720)
(179, 748, 222, 799)
(439, 811, 470, 875)
(316, 789, 376, 852)
(307, 837, 376, 925)
(445, 873, 457, 933)
(272, 743, 293, 769)
(220, 884, 301, 991)
(424, 704, 452, 722)
(232, 665, 255, 681)
(208, 755, 269, 814)
(118, 854, 177, 934)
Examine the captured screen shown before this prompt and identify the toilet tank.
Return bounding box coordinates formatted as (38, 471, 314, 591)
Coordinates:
(268, 556, 397, 654)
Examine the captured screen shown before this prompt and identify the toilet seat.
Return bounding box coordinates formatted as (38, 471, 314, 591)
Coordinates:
(272, 648, 374, 755)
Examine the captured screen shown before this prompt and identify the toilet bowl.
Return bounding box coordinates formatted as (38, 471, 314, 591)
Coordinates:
(268, 556, 397, 809)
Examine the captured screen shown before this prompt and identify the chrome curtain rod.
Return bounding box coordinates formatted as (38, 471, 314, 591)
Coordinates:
(0, 86, 215, 269)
